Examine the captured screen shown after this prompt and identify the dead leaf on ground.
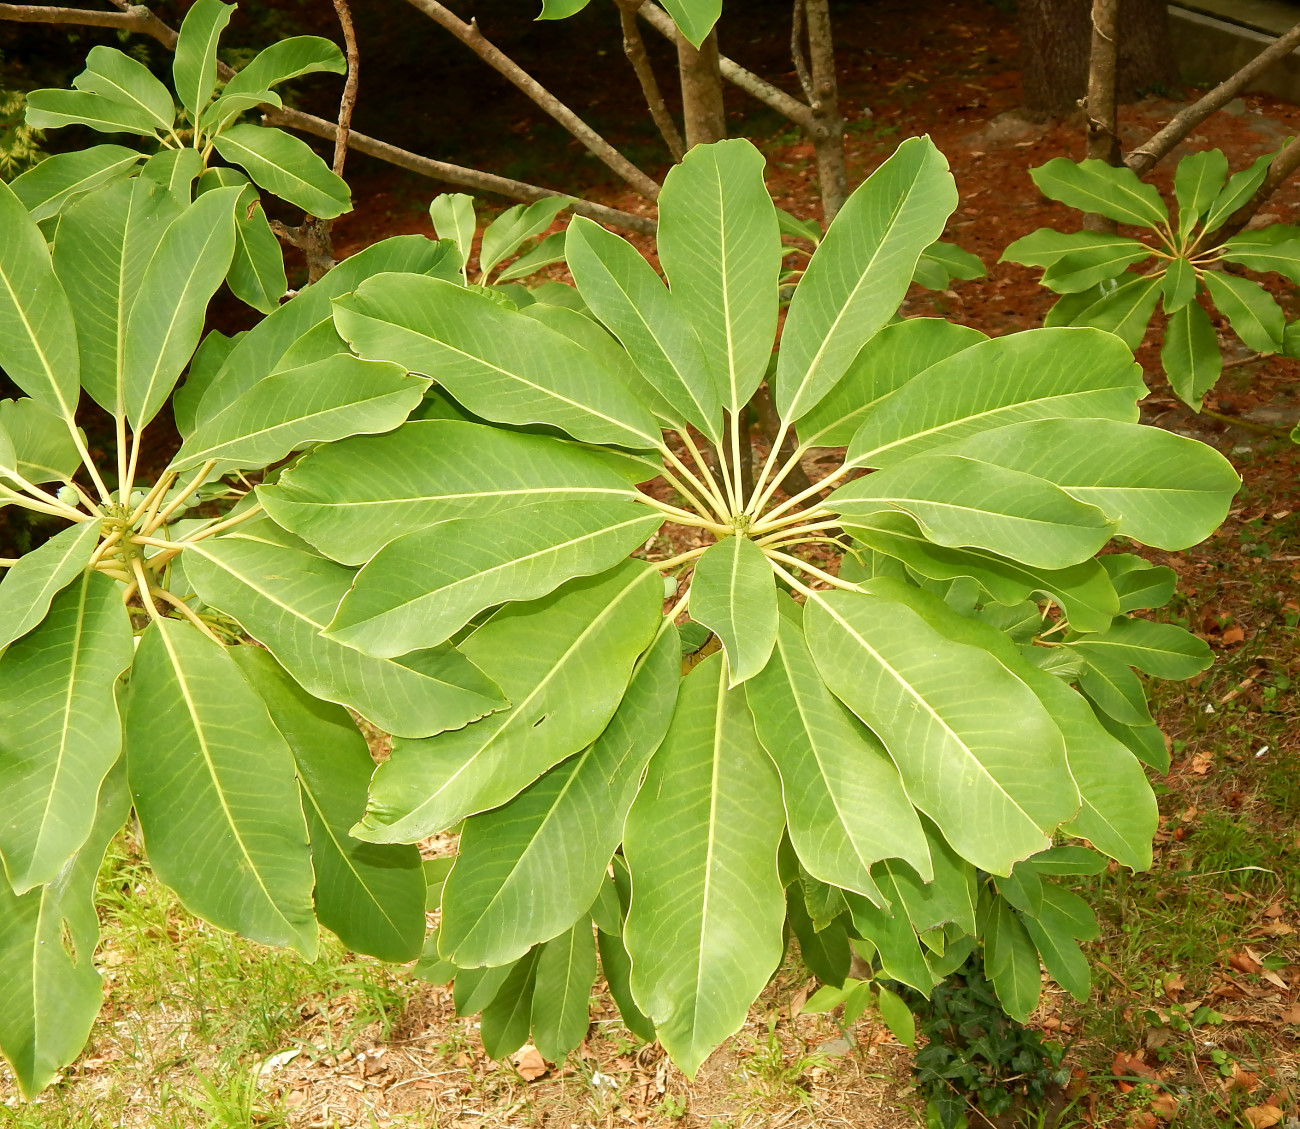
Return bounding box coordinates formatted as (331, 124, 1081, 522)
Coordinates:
(1278, 1004, 1300, 1025)
(1243, 1105, 1284, 1128)
(1113, 1051, 1161, 1082)
(512, 1044, 548, 1081)
(1229, 950, 1264, 975)
(1229, 1063, 1262, 1091)
(1189, 753, 1213, 774)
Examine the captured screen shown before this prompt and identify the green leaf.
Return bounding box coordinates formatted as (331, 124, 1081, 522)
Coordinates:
(786, 887, 851, 987)
(1003, 228, 1154, 268)
(228, 190, 288, 314)
(223, 36, 347, 97)
(875, 985, 916, 1048)
(531, 922, 598, 1062)
(1161, 257, 1197, 313)
(184, 537, 506, 739)
(746, 595, 930, 898)
(539, 0, 593, 15)
(1078, 651, 1152, 727)
(229, 647, 425, 962)
(658, 139, 781, 418)
(142, 147, 204, 202)
(796, 318, 986, 449)
(598, 925, 656, 1042)
(845, 327, 1144, 469)
(123, 186, 241, 428)
(844, 883, 935, 993)
(1039, 883, 1099, 941)
(1174, 148, 1228, 233)
(259, 420, 639, 566)
(212, 125, 351, 218)
(1068, 616, 1212, 680)
(1029, 158, 1169, 228)
(454, 961, 516, 1016)
(171, 329, 238, 438)
(1021, 901, 1091, 1002)
(828, 453, 1117, 570)
(1040, 240, 1151, 293)
(984, 901, 1041, 1022)
(172, 354, 424, 473)
(659, 0, 721, 47)
(23, 89, 162, 137)
(846, 511, 1118, 634)
(1219, 237, 1300, 285)
(0, 572, 132, 894)
(191, 234, 457, 424)
(995, 864, 1043, 916)
(1096, 711, 1169, 772)
(689, 534, 778, 687)
(0, 760, 127, 1098)
(357, 562, 662, 843)
(0, 522, 99, 651)
(481, 950, 543, 1059)
(0, 398, 80, 485)
(913, 240, 985, 289)
(125, 618, 318, 955)
(496, 230, 567, 282)
(1203, 151, 1274, 232)
(1102, 555, 1177, 613)
(173, 0, 234, 121)
(623, 652, 787, 1078)
(878, 824, 977, 935)
(805, 586, 1074, 875)
(566, 215, 723, 440)
(480, 197, 570, 280)
(0, 179, 81, 420)
(75, 46, 174, 133)
(1070, 274, 1162, 350)
(1201, 270, 1283, 354)
(199, 88, 282, 134)
(777, 136, 957, 421)
(1024, 846, 1107, 876)
(52, 176, 183, 417)
(438, 625, 679, 966)
(326, 500, 662, 657)
(776, 207, 822, 246)
(428, 192, 475, 282)
(8, 146, 143, 222)
(934, 417, 1240, 550)
(334, 274, 659, 449)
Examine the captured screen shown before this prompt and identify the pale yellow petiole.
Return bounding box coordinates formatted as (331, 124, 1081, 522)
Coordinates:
(756, 462, 854, 528)
(130, 558, 163, 623)
(0, 483, 89, 521)
(754, 518, 843, 547)
(654, 545, 710, 572)
(637, 494, 731, 536)
(177, 503, 265, 544)
(151, 586, 224, 644)
(141, 460, 218, 536)
(678, 430, 732, 518)
(764, 548, 862, 593)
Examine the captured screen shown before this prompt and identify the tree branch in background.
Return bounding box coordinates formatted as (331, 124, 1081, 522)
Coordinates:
(1126, 17, 1300, 176)
(615, 0, 684, 162)
(1082, 0, 1119, 233)
(802, 0, 847, 219)
(401, 0, 661, 200)
(675, 26, 727, 147)
(791, 0, 814, 103)
(1212, 132, 1300, 242)
(0, 2, 657, 235)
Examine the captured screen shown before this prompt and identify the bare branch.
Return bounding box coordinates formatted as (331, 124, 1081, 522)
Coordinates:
(638, 0, 815, 130)
(1127, 18, 1300, 176)
(1082, 0, 1119, 233)
(1210, 132, 1300, 242)
(802, 0, 846, 220)
(790, 0, 814, 104)
(0, 2, 177, 45)
(615, 0, 684, 162)
(402, 0, 660, 200)
(330, 0, 359, 177)
(264, 105, 657, 235)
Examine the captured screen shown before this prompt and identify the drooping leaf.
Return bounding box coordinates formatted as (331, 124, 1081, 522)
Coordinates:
(1021, 900, 1091, 1002)
(1077, 651, 1152, 727)
(223, 36, 347, 98)
(786, 887, 851, 987)
(0, 522, 99, 651)
(326, 500, 662, 657)
(123, 186, 241, 428)
(806, 585, 1074, 875)
(934, 417, 1240, 549)
(258, 420, 640, 566)
(1201, 270, 1284, 354)
(480, 948, 542, 1060)
(657, 140, 781, 418)
(828, 453, 1117, 570)
(746, 595, 931, 897)
(125, 618, 318, 955)
(356, 562, 663, 843)
(0, 761, 127, 1098)
(211, 124, 351, 218)
(913, 240, 984, 289)
(777, 136, 957, 421)
(8, 146, 143, 222)
(1160, 256, 1197, 313)
(334, 273, 660, 449)
(1029, 158, 1169, 228)
(623, 652, 787, 1078)
(689, 534, 778, 687)
(530, 922, 598, 1062)
(598, 925, 656, 1042)
(199, 88, 283, 134)
(227, 190, 288, 314)
(1067, 616, 1212, 680)
(74, 46, 175, 133)
(845, 327, 1144, 469)
(658, 0, 721, 46)
(797, 317, 986, 448)
(23, 89, 163, 137)
(876, 822, 977, 935)
(1102, 555, 1177, 614)
(984, 900, 1041, 1022)
(184, 536, 506, 739)
(230, 647, 425, 963)
(439, 625, 679, 967)
(0, 179, 81, 420)
(844, 881, 935, 993)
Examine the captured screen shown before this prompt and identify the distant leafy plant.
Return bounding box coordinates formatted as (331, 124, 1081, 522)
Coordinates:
(0, 86, 45, 179)
(13, 0, 349, 312)
(1004, 152, 1300, 411)
(258, 136, 1236, 1073)
(429, 191, 573, 288)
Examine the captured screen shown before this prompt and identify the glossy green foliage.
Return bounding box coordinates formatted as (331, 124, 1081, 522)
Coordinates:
(1005, 150, 1296, 409)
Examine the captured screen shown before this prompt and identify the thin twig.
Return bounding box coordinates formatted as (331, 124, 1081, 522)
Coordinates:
(615, 0, 684, 162)
(791, 0, 814, 103)
(403, 0, 660, 200)
(0, 2, 178, 46)
(330, 0, 359, 178)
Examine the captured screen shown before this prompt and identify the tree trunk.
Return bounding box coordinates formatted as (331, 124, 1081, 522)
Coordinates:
(677, 29, 726, 147)
(801, 0, 847, 221)
(1020, 0, 1175, 119)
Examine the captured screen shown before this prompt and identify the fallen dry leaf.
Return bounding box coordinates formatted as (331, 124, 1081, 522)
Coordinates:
(1150, 1092, 1179, 1120)
(1263, 902, 1284, 919)
(1261, 970, 1288, 990)
(1189, 754, 1213, 774)
(1242, 1105, 1284, 1128)
(1221, 625, 1246, 646)
(512, 1044, 548, 1081)
(1229, 1063, 1262, 1091)
(1113, 1051, 1161, 1082)
(1163, 973, 1186, 998)
(1229, 950, 1264, 975)
(1278, 1004, 1300, 1025)
(1249, 922, 1294, 938)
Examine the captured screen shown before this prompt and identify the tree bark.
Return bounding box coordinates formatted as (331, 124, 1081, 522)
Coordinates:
(800, 0, 847, 221)
(1019, 0, 1175, 119)
(676, 28, 726, 148)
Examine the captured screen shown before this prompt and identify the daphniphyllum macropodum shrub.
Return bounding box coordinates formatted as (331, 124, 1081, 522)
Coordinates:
(0, 132, 1237, 1093)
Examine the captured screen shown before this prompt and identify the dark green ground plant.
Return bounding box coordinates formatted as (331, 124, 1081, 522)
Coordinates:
(1004, 152, 1300, 411)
